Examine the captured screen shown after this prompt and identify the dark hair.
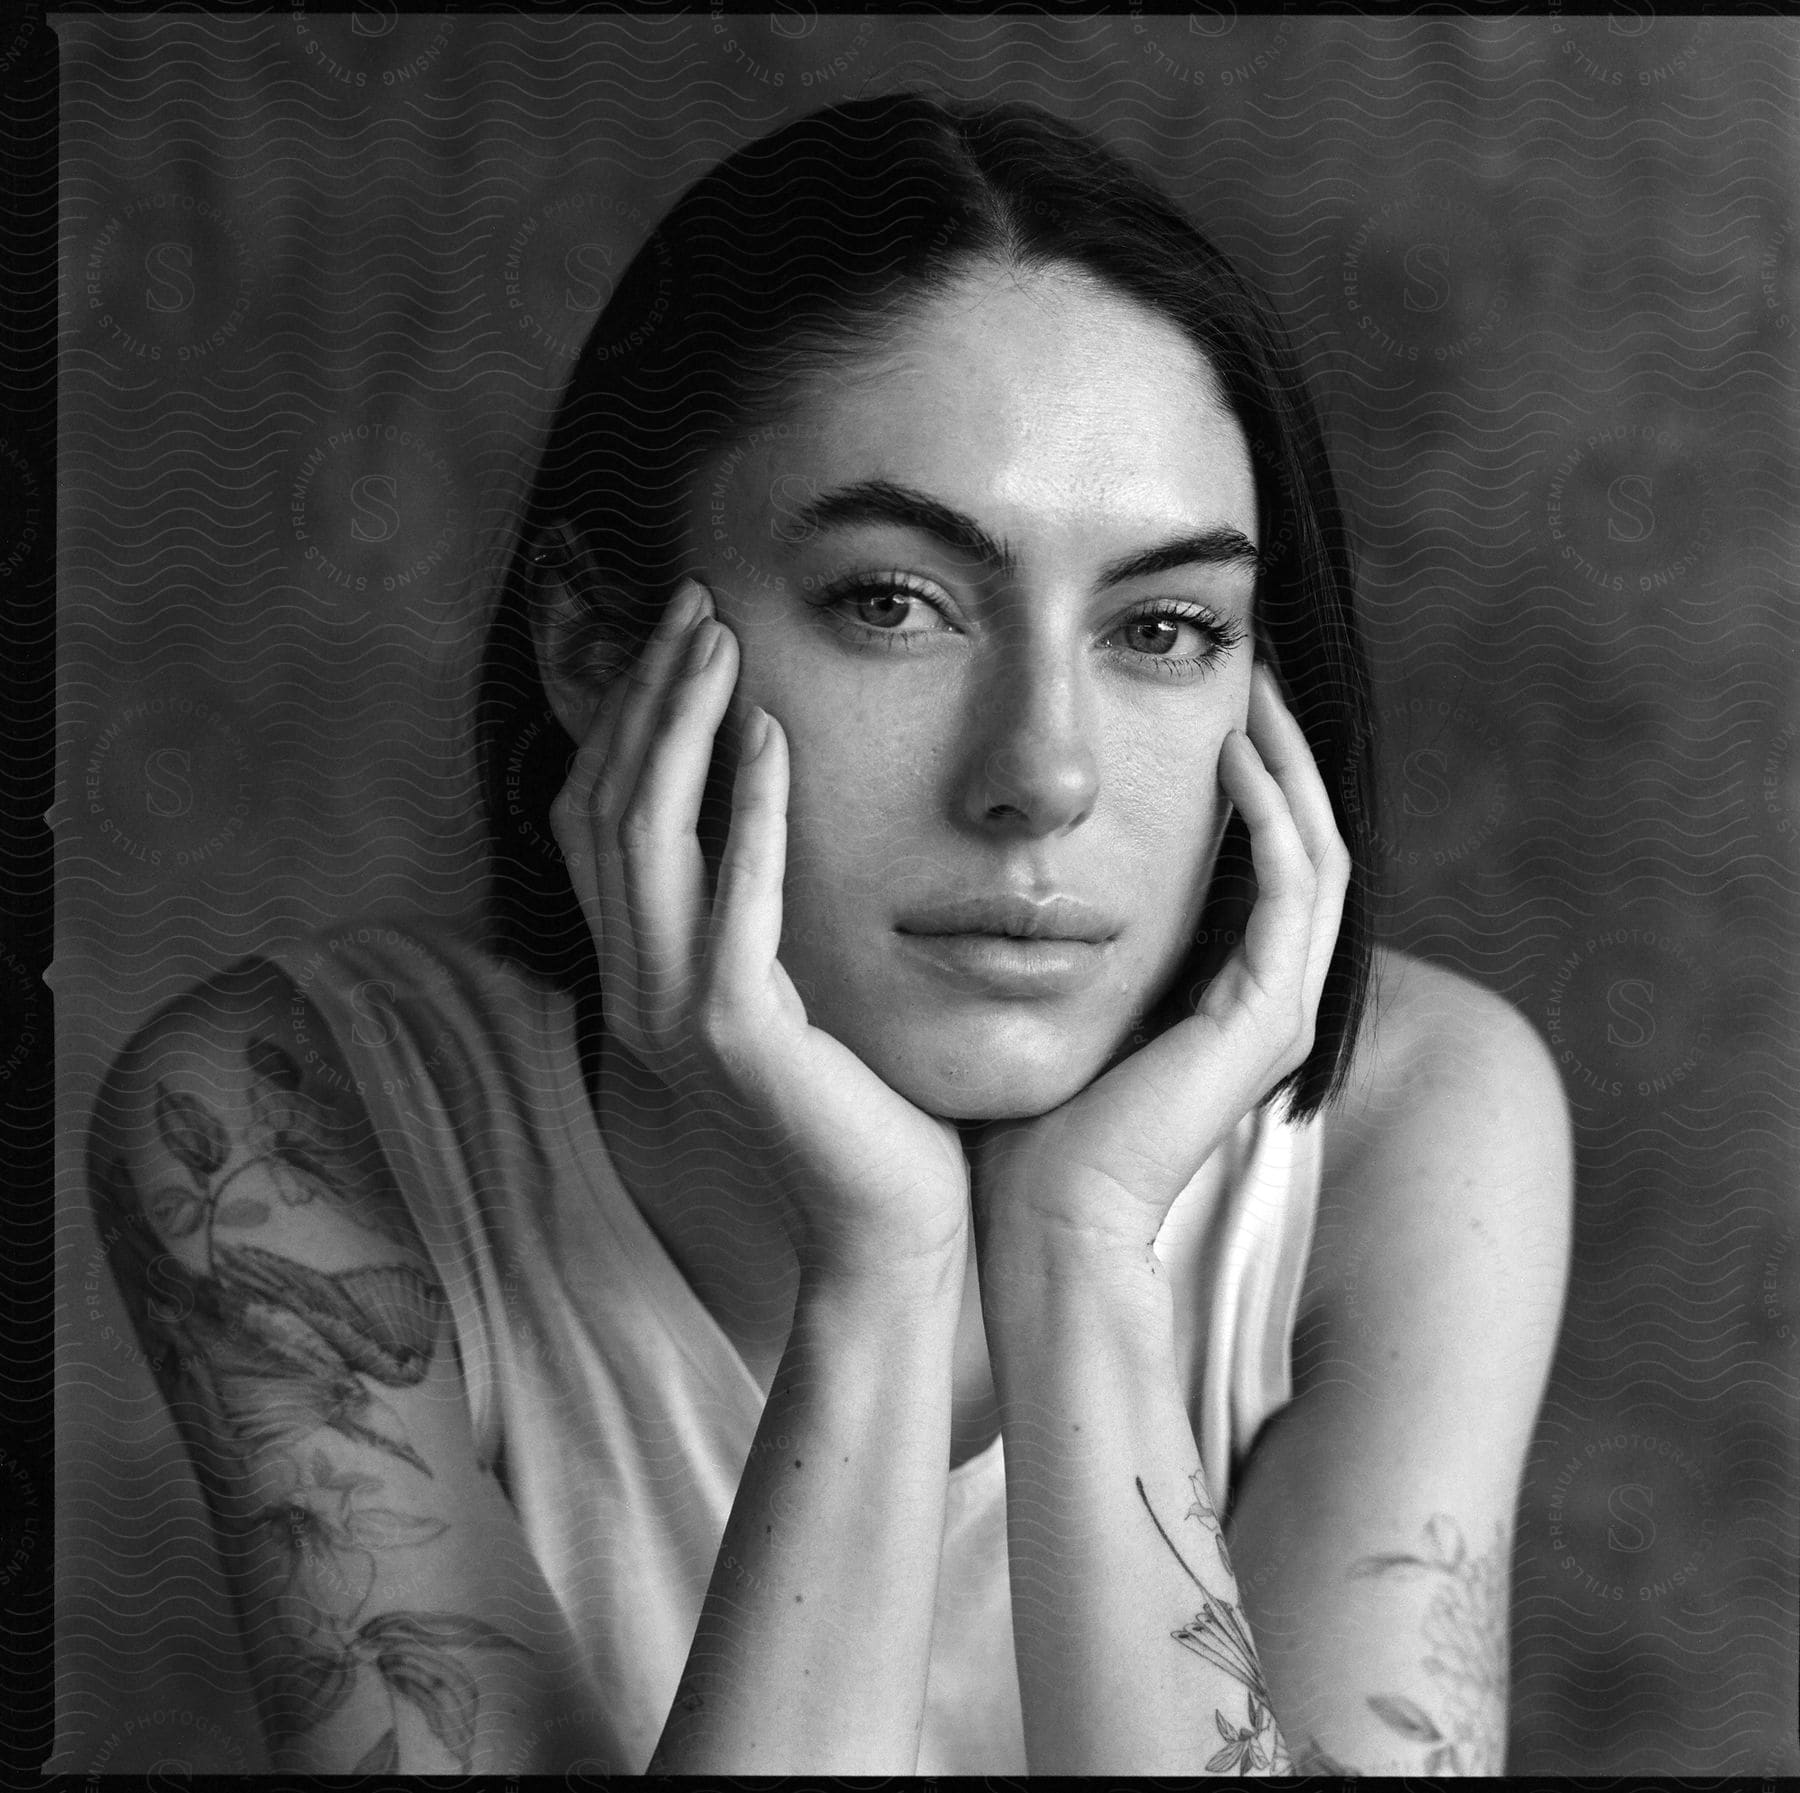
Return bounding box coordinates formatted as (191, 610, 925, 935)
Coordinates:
(477, 90, 1379, 1122)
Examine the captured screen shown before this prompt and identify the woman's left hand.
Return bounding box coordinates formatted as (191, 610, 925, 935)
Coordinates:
(967, 660, 1351, 1262)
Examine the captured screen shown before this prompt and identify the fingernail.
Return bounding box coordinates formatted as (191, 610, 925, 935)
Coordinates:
(664, 579, 709, 636)
(744, 705, 772, 757)
(683, 617, 721, 675)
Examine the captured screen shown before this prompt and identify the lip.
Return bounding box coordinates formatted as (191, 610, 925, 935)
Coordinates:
(894, 893, 1119, 943)
(895, 931, 1112, 999)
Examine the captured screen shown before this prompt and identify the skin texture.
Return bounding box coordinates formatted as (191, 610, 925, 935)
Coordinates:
(540, 263, 1260, 1124)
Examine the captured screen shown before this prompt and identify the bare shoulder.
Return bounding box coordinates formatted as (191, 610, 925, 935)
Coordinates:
(1321, 945, 1569, 1187)
(1302, 946, 1573, 1355)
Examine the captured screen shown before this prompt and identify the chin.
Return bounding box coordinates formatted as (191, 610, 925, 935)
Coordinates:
(836, 1003, 1121, 1124)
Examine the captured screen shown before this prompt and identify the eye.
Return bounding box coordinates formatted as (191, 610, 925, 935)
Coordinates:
(1109, 602, 1247, 679)
(814, 571, 954, 646)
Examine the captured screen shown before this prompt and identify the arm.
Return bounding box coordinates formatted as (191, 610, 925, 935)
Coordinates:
(648, 1249, 967, 1773)
(87, 958, 601, 1774)
(1225, 958, 1573, 1773)
(979, 1225, 1291, 1775)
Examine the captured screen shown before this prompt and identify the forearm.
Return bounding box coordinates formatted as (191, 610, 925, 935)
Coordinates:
(649, 1249, 966, 1774)
(981, 1230, 1289, 1775)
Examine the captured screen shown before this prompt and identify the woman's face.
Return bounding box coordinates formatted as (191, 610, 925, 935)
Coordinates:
(687, 265, 1259, 1120)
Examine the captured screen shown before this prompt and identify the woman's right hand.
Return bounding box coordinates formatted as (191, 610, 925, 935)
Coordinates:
(549, 577, 972, 1289)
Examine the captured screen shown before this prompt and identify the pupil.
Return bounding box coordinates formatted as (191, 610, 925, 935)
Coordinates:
(1137, 619, 1177, 653)
(861, 593, 906, 627)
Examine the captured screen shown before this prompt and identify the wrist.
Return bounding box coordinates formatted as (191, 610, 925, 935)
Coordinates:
(795, 1231, 969, 1319)
(976, 1218, 1169, 1338)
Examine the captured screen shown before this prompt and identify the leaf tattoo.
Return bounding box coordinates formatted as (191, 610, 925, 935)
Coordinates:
(247, 1036, 305, 1093)
(1350, 1514, 1508, 1774)
(148, 1182, 206, 1239)
(1366, 1692, 1440, 1742)
(268, 1632, 359, 1739)
(244, 1447, 449, 1623)
(154, 1083, 230, 1179)
(1139, 1472, 1288, 1773)
(241, 1039, 417, 1246)
(359, 1610, 532, 1770)
(264, 1606, 531, 1771)
(352, 1728, 398, 1773)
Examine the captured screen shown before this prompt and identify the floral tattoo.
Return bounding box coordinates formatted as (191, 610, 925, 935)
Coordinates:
(91, 1034, 531, 1771)
(1138, 1469, 1293, 1774)
(1347, 1514, 1508, 1774)
(1136, 1473, 1505, 1777)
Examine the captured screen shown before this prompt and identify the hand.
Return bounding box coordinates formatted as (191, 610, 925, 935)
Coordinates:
(549, 577, 973, 1288)
(965, 661, 1350, 1260)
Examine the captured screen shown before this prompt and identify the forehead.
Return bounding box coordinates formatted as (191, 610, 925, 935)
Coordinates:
(716, 266, 1258, 549)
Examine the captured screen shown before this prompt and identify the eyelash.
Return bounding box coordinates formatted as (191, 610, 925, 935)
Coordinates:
(814, 570, 1247, 679)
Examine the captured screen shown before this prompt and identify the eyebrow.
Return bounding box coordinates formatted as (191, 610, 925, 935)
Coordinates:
(782, 477, 1265, 589)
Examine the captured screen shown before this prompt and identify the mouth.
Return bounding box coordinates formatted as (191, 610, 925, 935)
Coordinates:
(893, 893, 1119, 945)
(893, 930, 1113, 999)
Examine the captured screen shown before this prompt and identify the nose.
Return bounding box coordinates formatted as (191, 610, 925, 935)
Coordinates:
(955, 643, 1100, 837)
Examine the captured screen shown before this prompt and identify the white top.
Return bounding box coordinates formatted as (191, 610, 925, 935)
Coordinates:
(262, 915, 1323, 1774)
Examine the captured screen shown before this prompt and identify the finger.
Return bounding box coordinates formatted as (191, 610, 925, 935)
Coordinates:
(1245, 662, 1341, 867)
(592, 579, 713, 1043)
(587, 577, 714, 831)
(618, 616, 739, 1042)
(549, 576, 710, 902)
(553, 577, 711, 1052)
(1216, 728, 1316, 1019)
(1245, 663, 1350, 1014)
(705, 706, 791, 1024)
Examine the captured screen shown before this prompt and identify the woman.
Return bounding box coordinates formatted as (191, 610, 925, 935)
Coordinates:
(87, 92, 1571, 1774)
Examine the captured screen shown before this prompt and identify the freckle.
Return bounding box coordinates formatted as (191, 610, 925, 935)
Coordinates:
(794, 1593, 803, 1603)
(793, 1458, 802, 1469)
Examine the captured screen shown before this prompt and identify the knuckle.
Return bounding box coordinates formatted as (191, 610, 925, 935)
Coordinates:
(691, 981, 733, 1044)
(619, 653, 661, 697)
(694, 1001, 753, 1082)
(614, 802, 658, 853)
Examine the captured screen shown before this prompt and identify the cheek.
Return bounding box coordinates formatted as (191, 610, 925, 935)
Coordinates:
(1109, 734, 1229, 877)
(761, 681, 949, 938)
